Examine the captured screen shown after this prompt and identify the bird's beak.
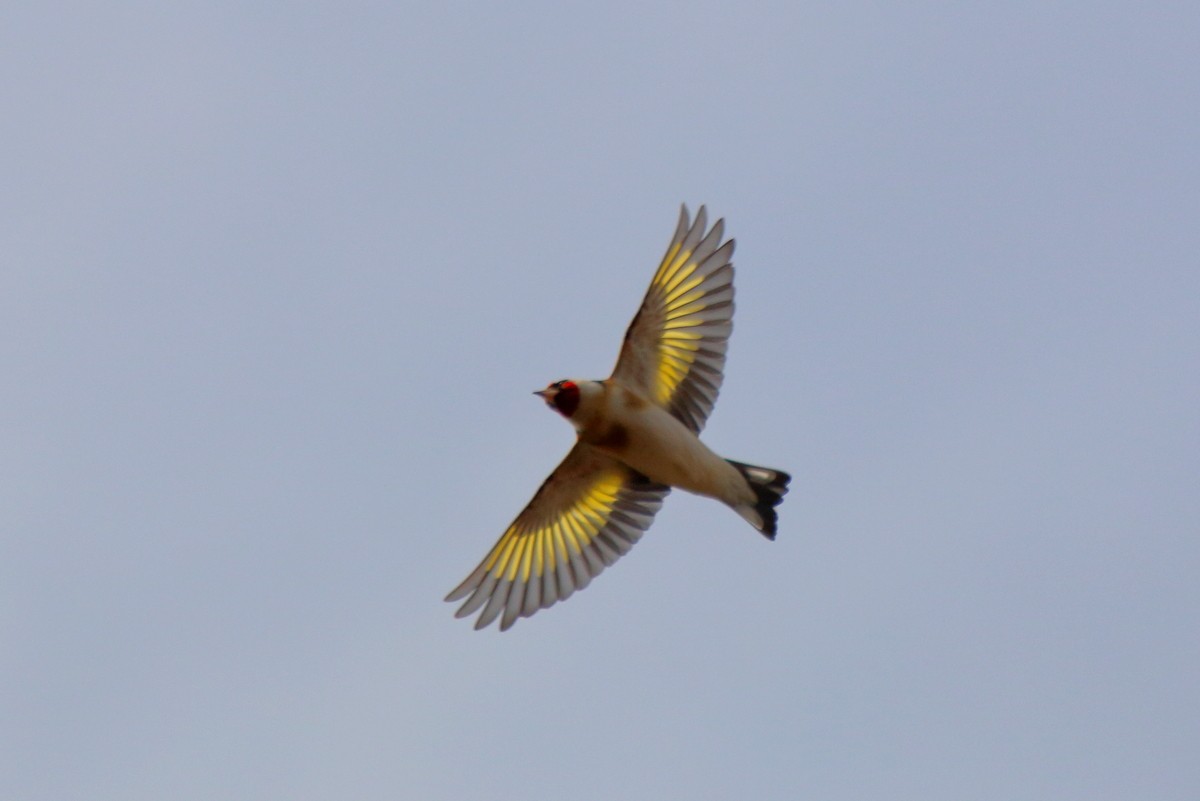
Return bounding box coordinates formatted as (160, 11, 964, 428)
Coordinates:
(533, 388, 554, 400)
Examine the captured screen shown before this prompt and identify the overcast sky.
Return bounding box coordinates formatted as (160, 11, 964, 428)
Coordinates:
(4, 3, 1198, 800)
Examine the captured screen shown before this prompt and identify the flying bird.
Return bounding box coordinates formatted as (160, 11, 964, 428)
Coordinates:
(446, 205, 790, 630)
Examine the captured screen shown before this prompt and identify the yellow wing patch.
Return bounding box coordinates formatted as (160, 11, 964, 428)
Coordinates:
(446, 444, 669, 631)
(613, 205, 735, 432)
(482, 469, 624, 583)
(648, 248, 713, 405)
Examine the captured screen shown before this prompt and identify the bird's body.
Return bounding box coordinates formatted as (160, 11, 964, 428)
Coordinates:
(447, 206, 790, 630)
(566, 379, 755, 510)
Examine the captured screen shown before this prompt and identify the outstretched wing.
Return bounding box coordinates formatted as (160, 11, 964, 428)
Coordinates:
(445, 443, 669, 631)
(610, 205, 735, 433)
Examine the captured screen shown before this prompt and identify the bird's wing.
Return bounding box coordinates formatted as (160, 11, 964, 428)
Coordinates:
(445, 443, 670, 631)
(610, 205, 735, 433)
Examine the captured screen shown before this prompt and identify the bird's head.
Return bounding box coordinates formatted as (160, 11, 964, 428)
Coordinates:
(534, 379, 584, 419)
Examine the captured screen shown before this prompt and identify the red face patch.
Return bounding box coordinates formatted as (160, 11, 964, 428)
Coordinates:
(551, 380, 580, 417)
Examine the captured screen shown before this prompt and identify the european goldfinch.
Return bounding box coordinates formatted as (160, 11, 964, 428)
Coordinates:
(446, 206, 790, 631)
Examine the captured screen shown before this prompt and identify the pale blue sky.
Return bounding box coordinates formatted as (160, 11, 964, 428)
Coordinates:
(4, 3, 1198, 799)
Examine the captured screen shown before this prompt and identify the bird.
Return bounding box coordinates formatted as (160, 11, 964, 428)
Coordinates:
(445, 205, 790, 631)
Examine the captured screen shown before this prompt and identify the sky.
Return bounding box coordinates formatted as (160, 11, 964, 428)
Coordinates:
(3, 2, 1198, 799)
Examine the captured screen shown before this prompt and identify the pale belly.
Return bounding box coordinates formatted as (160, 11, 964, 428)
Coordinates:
(588, 404, 752, 506)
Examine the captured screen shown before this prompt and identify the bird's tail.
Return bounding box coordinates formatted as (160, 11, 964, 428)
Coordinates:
(727, 460, 791, 540)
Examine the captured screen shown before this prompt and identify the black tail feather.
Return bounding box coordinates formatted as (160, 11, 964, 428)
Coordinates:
(727, 460, 791, 540)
